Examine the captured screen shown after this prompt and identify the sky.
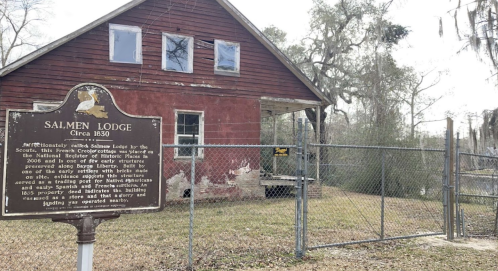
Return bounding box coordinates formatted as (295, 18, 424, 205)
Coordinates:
(38, 0, 498, 137)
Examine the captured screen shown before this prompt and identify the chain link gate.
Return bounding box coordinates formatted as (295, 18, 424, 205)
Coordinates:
(456, 135, 498, 238)
(162, 118, 307, 268)
(299, 123, 448, 250)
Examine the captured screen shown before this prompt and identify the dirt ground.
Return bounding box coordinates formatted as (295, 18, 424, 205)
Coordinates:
(244, 236, 498, 271)
(419, 236, 497, 251)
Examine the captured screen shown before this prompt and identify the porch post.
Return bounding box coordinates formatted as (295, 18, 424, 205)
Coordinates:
(273, 112, 277, 174)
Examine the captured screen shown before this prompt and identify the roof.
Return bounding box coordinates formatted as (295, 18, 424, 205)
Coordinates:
(0, 0, 331, 106)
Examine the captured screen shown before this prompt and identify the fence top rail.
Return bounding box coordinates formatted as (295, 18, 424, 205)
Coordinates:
(459, 152, 498, 159)
(459, 172, 498, 177)
(162, 144, 297, 148)
(309, 143, 444, 152)
(0, 142, 297, 149)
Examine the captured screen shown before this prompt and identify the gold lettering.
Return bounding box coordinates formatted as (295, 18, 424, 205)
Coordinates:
(44, 121, 90, 130)
(98, 123, 132, 131)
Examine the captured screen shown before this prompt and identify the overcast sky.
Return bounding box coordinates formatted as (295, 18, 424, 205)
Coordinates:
(40, 0, 498, 136)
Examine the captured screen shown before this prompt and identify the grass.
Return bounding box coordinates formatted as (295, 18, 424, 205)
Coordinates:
(0, 186, 496, 270)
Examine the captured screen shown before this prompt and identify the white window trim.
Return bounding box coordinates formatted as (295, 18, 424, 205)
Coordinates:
(214, 40, 240, 76)
(109, 23, 143, 64)
(162, 33, 194, 73)
(174, 110, 204, 159)
(33, 101, 62, 111)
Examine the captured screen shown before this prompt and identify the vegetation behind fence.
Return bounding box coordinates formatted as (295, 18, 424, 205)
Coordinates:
(457, 152, 498, 237)
(307, 145, 446, 249)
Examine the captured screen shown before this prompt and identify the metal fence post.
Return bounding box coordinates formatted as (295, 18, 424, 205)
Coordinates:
(302, 119, 309, 255)
(188, 146, 196, 270)
(443, 130, 449, 237)
(295, 118, 303, 258)
(381, 149, 385, 240)
(455, 133, 461, 237)
(447, 119, 455, 241)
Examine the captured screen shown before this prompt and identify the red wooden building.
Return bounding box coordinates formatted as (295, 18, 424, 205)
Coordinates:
(0, 0, 329, 201)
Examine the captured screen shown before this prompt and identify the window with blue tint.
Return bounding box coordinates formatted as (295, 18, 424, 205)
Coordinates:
(109, 24, 142, 64)
(215, 40, 240, 76)
(163, 33, 193, 73)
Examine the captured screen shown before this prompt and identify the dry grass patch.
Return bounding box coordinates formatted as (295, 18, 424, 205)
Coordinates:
(0, 186, 495, 270)
(247, 238, 498, 271)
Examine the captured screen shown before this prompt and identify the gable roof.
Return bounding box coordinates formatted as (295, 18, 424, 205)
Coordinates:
(0, 0, 331, 106)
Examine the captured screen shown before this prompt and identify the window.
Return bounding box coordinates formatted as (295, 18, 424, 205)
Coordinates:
(33, 101, 61, 111)
(175, 110, 204, 158)
(214, 40, 240, 76)
(109, 24, 142, 64)
(162, 33, 193, 73)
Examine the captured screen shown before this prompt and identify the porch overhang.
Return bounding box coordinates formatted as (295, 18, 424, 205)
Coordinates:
(260, 97, 322, 118)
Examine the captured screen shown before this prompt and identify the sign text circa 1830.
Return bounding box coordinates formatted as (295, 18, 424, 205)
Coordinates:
(1, 83, 163, 219)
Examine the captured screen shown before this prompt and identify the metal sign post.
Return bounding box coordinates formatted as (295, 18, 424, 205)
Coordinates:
(53, 215, 119, 271)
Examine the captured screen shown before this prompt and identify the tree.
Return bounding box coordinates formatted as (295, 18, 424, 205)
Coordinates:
(400, 68, 443, 139)
(263, 1, 414, 147)
(449, 0, 498, 70)
(294, 0, 408, 144)
(0, 0, 48, 68)
(354, 22, 410, 145)
(262, 25, 288, 49)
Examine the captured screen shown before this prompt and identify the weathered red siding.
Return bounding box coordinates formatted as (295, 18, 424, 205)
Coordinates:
(0, 0, 320, 200)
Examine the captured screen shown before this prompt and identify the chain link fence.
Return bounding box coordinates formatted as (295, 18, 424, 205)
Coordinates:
(0, 116, 456, 269)
(457, 152, 498, 237)
(0, 140, 304, 270)
(173, 145, 300, 269)
(305, 144, 446, 249)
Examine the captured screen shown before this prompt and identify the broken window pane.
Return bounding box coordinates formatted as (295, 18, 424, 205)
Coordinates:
(216, 41, 238, 71)
(165, 35, 192, 72)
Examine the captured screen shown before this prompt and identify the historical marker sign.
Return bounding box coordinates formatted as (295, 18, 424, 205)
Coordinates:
(1, 83, 163, 219)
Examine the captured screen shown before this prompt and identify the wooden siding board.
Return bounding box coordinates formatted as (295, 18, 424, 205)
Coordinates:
(1, 79, 314, 103)
(3, 60, 315, 98)
(2, 61, 314, 93)
(1, 71, 304, 95)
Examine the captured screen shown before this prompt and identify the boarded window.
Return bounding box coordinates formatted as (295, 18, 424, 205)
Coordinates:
(109, 24, 142, 64)
(175, 111, 204, 158)
(163, 33, 193, 73)
(214, 40, 240, 76)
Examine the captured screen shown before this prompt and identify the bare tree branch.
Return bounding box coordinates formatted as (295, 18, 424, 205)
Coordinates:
(0, 0, 48, 67)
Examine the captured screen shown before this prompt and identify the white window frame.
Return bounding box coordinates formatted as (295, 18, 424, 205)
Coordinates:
(162, 33, 194, 73)
(33, 101, 62, 111)
(214, 40, 240, 76)
(109, 23, 143, 64)
(174, 110, 204, 159)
